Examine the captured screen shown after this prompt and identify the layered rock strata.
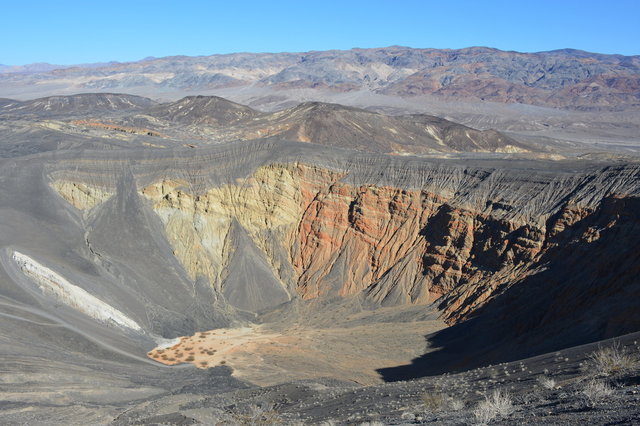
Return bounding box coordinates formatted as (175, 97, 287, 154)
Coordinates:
(56, 143, 630, 325)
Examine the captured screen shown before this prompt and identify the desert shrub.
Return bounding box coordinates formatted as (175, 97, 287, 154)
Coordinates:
(580, 379, 614, 407)
(537, 375, 556, 390)
(473, 389, 514, 423)
(421, 392, 446, 412)
(449, 398, 465, 411)
(400, 411, 415, 421)
(232, 403, 282, 425)
(589, 341, 639, 377)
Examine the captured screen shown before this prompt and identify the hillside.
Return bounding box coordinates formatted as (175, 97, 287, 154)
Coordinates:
(0, 94, 531, 155)
(0, 93, 156, 116)
(143, 97, 528, 153)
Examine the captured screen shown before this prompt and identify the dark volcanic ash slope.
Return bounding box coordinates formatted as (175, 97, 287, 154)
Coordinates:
(0, 94, 169, 158)
(0, 92, 157, 117)
(141, 96, 529, 153)
(146, 95, 259, 125)
(0, 94, 529, 156)
(233, 101, 528, 153)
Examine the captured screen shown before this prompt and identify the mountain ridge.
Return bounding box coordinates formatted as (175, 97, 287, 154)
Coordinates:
(0, 93, 530, 155)
(2, 46, 639, 111)
(8, 45, 640, 68)
(0, 92, 156, 116)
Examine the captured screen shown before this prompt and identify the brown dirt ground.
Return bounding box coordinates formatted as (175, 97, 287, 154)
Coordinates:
(147, 321, 443, 386)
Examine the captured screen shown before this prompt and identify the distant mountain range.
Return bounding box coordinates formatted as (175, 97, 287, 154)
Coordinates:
(0, 61, 120, 74)
(1, 46, 639, 111)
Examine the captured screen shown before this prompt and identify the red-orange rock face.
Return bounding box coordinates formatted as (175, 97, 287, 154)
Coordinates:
(281, 165, 551, 322)
(136, 162, 640, 325)
(292, 180, 438, 300)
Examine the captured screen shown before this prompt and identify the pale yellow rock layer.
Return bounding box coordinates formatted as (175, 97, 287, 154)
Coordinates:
(139, 163, 585, 324)
(139, 164, 341, 286)
(50, 180, 113, 210)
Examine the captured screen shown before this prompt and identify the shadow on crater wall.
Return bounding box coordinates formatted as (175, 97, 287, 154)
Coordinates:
(379, 196, 640, 381)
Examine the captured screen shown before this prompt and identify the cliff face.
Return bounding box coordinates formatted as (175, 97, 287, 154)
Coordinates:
(52, 149, 628, 327)
(138, 165, 307, 312)
(380, 194, 640, 378)
(134, 164, 467, 310)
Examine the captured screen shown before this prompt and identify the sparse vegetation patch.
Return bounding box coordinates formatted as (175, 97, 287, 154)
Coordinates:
(473, 389, 514, 423)
(589, 341, 639, 377)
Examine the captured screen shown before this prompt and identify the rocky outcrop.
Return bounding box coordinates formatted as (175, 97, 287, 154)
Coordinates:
(139, 164, 315, 312)
(128, 151, 640, 324)
(380, 194, 640, 378)
(50, 179, 113, 210)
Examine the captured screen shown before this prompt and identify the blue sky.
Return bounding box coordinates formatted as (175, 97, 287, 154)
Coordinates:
(1, 0, 639, 65)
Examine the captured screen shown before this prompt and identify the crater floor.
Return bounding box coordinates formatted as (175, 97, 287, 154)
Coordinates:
(147, 314, 445, 386)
